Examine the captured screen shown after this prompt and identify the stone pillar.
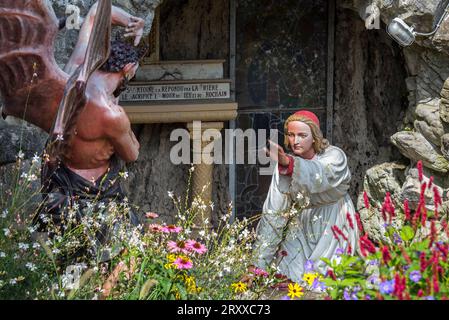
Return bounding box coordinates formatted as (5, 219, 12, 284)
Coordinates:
(187, 121, 224, 235)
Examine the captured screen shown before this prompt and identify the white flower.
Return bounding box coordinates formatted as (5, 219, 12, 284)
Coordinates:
(0, 252, 6, 258)
(26, 262, 37, 271)
(1, 209, 7, 219)
(9, 278, 17, 285)
(32, 242, 40, 249)
(17, 150, 25, 159)
(167, 191, 174, 198)
(18, 243, 29, 250)
(184, 229, 191, 235)
(4, 227, 12, 236)
(189, 166, 195, 173)
(199, 230, 206, 237)
(120, 171, 129, 180)
(32, 154, 40, 164)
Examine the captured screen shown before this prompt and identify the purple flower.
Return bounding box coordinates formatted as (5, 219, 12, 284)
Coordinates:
(281, 295, 291, 300)
(367, 275, 379, 285)
(365, 294, 371, 300)
(343, 288, 351, 300)
(312, 278, 326, 291)
(305, 260, 315, 272)
(343, 287, 358, 300)
(393, 233, 403, 244)
(335, 248, 344, 255)
(409, 271, 421, 283)
(379, 280, 395, 295)
(425, 296, 435, 300)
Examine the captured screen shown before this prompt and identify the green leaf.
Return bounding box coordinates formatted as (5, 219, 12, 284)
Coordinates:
(320, 258, 332, 266)
(400, 226, 414, 242)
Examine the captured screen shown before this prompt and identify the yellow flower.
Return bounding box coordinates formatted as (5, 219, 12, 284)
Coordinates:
(164, 263, 174, 270)
(184, 275, 196, 287)
(302, 273, 318, 286)
(288, 283, 304, 299)
(231, 282, 248, 294)
(167, 254, 177, 262)
(196, 286, 203, 294)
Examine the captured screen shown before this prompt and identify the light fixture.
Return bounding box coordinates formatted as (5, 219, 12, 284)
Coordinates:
(387, 2, 449, 46)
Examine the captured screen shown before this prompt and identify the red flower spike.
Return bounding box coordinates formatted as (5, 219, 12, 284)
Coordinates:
(428, 176, 434, 189)
(360, 235, 377, 254)
(404, 199, 411, 221)
(421, 206, 427, 227)
(359, 239, 367, 257)
(331, 226, 340, 241)
(347, 244, 352, 255)
(417, 289, 424, 297)
(430, 220, 437, 247)
(327, 269, 337, 281)
(420, 252, 428, 273)
(363, 191, 370, 209)
(381, 245, 392, 264)
(417, 160, 423, 182)
(346, 212, 354, 230)
(355, 212, 364, 234)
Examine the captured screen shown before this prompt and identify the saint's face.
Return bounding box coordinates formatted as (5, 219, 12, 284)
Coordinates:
(287, 121, 315, 159)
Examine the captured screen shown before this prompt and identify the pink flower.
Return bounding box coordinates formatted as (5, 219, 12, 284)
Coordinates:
(252, 267, 269, 277)
(167, 240, 190, 254)
(173, 256, 193, 270)
(148, 224, 164, 233)
(186, 240, 207, 255)
(145, 212, 159, 219)
(161, 224, 183, 233)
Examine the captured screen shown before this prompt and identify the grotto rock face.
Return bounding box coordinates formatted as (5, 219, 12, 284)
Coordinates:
(343, 0, 449, 241)
(333, 5, 408, 201)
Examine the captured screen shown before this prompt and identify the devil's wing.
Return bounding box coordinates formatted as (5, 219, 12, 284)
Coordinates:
(0, 0, 69, 132)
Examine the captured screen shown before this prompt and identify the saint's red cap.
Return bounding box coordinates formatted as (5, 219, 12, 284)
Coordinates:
(293, 110, 320, 127)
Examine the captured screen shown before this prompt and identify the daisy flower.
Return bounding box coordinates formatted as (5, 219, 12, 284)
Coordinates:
(145, 212, 159, 219)
(288, 283, 304, 299)
(162, 224, 183, 233)
(167, 240, 191, 254)
(148, 224, 164, 233)
(173, 256, 193, 270)
(186, 240, 208, 255)
(231, 282, 247, 294)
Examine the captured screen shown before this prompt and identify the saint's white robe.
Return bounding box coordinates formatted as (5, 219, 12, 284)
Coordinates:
(253, 145, 359, 283)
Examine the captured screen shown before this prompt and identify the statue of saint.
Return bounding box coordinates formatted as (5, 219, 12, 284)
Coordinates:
(251, 110, 360, 285)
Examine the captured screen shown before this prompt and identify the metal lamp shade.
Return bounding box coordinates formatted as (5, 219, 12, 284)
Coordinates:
(387, 18, 416, 46)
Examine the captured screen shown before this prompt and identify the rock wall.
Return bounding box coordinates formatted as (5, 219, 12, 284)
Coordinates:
(339, 0, 449, 242)
(333, 5, 409, 201)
